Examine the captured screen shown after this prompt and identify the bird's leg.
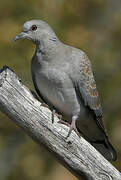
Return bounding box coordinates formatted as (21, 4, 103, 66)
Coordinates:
(41, 103, 49, 108)
(66, 116, 80, 138)
(58, 116, 80, 138)
(40, 103, 62, 123)
(58, 120, 70, 126)
(52, 109, 55, 123)
(52, 110, 62, 124)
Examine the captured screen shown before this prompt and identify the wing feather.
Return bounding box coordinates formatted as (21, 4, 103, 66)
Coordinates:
(75, 52, 104, 128)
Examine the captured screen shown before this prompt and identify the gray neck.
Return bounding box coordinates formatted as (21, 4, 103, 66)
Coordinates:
(36, 35, 61, 57)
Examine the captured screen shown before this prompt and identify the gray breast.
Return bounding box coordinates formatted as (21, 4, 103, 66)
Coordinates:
(34, 66, 85, 118)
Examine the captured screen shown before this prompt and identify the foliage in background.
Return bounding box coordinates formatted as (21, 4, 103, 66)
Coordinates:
(0, 0, 121, 179)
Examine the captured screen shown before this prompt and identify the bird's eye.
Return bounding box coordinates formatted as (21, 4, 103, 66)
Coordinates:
(31, 25, 37, 31)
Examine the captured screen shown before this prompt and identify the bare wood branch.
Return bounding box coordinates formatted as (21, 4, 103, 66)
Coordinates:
(0, 66, 120, 180)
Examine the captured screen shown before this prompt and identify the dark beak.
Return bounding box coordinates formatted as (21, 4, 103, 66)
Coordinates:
(13, 32, 28, 41)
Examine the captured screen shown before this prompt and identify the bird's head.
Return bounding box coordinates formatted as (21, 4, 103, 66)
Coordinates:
(13, 20, 57, 44)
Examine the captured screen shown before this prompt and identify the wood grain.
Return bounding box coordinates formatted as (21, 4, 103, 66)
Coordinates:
(0, 66, 120, 180)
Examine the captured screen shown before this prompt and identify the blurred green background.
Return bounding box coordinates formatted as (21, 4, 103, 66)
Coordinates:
(0, 0, 121, 179)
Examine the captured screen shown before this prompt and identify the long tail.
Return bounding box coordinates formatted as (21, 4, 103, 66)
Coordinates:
(90, 138, 117, 161)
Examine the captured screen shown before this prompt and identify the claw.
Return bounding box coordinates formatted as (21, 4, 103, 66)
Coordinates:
(66, 122, 80, 139)
(52, 110, 62, 123)
(58, 120, 70, 126)
(52, 109, 55, 123)
(58, 118, 80, 138)
(41, 103, 49, 108)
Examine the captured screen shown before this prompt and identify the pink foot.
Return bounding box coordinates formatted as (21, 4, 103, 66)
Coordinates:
(66, 119, 80, 138)
(58, 119, 80, 138)
(52, 110, 62, 124)
(41, 103, 49, 108)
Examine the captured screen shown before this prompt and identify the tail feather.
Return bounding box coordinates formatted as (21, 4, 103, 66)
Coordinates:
(90, 139, 117, 161)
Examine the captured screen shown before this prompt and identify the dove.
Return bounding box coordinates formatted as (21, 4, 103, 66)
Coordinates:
(14, 19, 117, 161)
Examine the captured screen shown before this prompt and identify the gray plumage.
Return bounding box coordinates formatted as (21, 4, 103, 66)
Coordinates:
(14, 19, 117, 161)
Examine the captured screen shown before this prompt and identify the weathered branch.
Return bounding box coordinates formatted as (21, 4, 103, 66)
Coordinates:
(0, 66, 120, 180)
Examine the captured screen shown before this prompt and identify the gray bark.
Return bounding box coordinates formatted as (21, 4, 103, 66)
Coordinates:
(0, 66, 120, 180)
